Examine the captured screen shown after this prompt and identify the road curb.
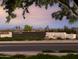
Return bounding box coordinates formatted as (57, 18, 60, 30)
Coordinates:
(0, 40, 77, 43)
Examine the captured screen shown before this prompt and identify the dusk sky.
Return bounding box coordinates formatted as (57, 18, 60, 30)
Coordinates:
(0, 3, 78, 29)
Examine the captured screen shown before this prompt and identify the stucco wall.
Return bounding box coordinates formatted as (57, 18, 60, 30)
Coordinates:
(45, 32, 76, 39)
(0, 32, 12, 38)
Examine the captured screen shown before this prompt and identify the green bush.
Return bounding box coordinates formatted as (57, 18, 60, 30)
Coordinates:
(61, 54, 78, 59)
(59, 50, 78, 53)
(11, 54, 26, 58)
(0, 32, 45, 41)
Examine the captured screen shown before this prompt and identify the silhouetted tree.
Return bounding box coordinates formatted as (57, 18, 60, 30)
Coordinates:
(45, 25, 50, 31)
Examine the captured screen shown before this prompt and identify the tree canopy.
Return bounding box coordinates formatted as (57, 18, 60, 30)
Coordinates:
(1, 0, 78, 23)
(24, 25, 32, 31)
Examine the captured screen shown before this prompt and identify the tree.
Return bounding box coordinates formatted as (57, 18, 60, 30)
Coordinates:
(24, 25, 32, 31)
(45, 25, 49, 31)
(64, 26, 68, 30)
(64, 26, 77, 34)
(1, 0, 78, 23)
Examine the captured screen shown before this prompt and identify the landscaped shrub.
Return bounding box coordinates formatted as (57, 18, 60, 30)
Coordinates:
(59, 50, 78, 53)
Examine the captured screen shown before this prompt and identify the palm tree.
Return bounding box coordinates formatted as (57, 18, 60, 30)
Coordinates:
(1, 0, 78, 23)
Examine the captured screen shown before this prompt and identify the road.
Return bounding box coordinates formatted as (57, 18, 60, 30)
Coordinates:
(0, 43, 77, 52)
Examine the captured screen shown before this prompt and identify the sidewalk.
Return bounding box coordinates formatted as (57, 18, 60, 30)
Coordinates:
(0, 51, 77, 56)
(0, 40, 77, 43)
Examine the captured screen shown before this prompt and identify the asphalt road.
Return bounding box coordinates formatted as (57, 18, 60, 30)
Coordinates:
(0, 43, 77, 52)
